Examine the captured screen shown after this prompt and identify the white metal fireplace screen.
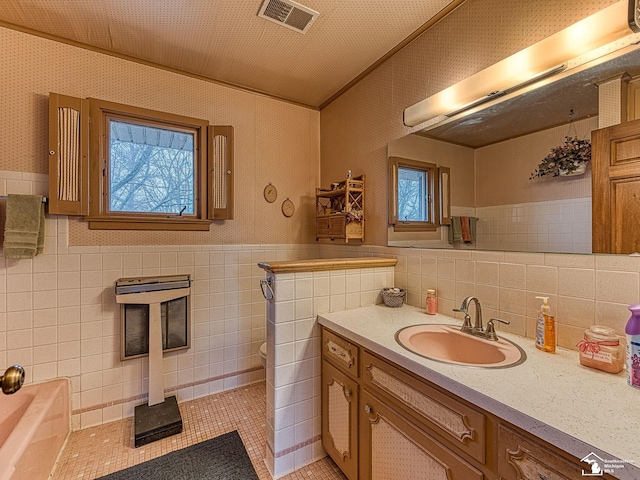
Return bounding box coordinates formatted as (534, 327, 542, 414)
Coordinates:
(116, 275, 191, 360)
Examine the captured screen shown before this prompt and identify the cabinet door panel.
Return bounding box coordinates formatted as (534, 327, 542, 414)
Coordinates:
(360, 390, 483, 480)
(498, 424, 583, 480)
(592, 118, 640, 253)
(322, 360, 358, 480)
(362, 350, 486, 463)
(316, 217, 331, 237)
(611, 178, 640, 253)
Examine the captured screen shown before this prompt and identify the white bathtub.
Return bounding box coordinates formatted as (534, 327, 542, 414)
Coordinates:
(0, 379, 70, 480)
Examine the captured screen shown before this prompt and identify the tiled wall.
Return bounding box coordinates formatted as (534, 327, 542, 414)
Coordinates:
(0, 170, 328, 430)
(319, 244, 639, 352)
(476, 198, 592, 254)
(264, 265, 394, 478)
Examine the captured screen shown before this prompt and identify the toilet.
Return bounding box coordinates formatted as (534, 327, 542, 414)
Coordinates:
(259, 342, 267, 368)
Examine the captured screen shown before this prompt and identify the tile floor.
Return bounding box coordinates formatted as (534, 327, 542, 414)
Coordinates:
(52, 381, 346, 480)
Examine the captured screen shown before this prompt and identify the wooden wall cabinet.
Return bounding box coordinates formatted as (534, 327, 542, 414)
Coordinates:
(316, 175, 364, 242)
(321, 326, 617, 480)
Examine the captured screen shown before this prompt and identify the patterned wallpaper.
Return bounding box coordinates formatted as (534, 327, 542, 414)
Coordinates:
(0, 27, 320, 246)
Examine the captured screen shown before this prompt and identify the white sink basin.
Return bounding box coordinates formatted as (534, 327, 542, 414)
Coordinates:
(395, 324, 526, 368)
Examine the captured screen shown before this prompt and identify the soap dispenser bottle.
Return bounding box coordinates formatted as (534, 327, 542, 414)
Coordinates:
(535, 296, 556, 353)
(626, 303, 640, 389)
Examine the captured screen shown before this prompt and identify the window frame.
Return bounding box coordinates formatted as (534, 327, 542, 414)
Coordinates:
(388, 156, 439, 232)
(86, 98, 211, 231)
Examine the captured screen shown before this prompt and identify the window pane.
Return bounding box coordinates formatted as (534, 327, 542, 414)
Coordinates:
(398, 166, 428, 222)
(108, 119, 196, 214)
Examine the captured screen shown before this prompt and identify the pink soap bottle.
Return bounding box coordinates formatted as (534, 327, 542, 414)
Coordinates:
(426, 289, 437, 315)
(626, 303, 640, 388)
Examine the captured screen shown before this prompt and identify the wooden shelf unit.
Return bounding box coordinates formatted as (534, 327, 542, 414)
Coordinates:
(316, 175, 364, 243)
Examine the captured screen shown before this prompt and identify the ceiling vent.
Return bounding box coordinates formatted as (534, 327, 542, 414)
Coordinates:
(258, 0, 319, 34)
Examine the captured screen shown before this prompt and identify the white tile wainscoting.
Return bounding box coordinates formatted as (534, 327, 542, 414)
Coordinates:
(0, 170, 326, 430)
(258, 260, 395, 478)
(476, 197, 592, 254)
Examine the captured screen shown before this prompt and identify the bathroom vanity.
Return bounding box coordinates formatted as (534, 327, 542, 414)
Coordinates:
(319, 304, 639, 480)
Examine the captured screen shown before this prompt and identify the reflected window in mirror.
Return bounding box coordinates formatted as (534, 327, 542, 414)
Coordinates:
(388, 156, 439, 232)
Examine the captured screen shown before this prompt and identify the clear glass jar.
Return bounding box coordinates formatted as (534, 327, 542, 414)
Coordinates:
(578, 325, 625, 374)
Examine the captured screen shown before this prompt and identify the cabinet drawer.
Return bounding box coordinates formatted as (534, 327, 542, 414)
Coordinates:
(362, 350, 486, 463)
(316, 215, 346, 238)
(316, 216, 331, 237)
(498, 424, 584, 480)
(322, 328, 359, 378)
(360, 390, 483, 480)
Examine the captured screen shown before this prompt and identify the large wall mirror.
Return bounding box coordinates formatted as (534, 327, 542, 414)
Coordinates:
(388, 42, 640, 254)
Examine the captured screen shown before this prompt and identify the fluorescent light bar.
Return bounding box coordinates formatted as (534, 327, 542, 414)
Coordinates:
(404, 0, 634, 127)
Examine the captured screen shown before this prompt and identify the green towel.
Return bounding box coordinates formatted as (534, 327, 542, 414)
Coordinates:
(448, 216, 463, 244)
(3, 194, 45, 259)
(468, 217, 477, 244)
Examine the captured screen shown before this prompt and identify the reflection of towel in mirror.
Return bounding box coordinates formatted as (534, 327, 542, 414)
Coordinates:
(448, 216, 462, 244)
(449, 216, 476, 244)
(3, 194, 45, 259)
(468, 217, 476, 243)
(461, 216, 471, 242)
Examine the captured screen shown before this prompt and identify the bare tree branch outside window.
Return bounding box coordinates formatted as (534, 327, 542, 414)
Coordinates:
(398, 167, 427, 222)
(109, 120, 195, 215)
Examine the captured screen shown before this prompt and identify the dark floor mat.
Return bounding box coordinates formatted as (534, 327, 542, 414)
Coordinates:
(95, 430, 259, 480)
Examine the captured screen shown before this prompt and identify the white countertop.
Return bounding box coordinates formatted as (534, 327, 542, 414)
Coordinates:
(318, 304, 640, 480)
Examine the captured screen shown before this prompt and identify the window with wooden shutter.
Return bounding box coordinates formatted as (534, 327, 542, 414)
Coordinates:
(388, 156, 439, 232)
(47, 94, 234, 230)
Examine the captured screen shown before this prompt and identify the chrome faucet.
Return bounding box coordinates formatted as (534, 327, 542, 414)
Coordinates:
(454, 296, 483, 333)
(453, 297, 473, 333)
(453, 297, 510, 341)
(485, 318, 510, 341)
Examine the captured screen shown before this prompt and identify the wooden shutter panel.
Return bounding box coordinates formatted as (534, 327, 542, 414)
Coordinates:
(388, 157, 399, 225)
(48, 93, 89, 215)
(207, 125, 234, 220)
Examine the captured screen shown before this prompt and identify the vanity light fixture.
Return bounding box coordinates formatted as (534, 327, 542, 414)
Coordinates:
(403, 0, 640, 127)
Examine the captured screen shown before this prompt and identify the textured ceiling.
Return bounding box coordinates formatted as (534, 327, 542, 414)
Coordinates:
(0, 0, 460, 108)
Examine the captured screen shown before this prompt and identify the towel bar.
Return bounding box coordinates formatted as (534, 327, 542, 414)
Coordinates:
(0, 196, 47, 203)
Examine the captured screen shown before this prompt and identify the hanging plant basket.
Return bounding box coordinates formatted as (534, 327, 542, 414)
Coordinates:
(559, 162, 587, 176)
(529, 136, 591, 179)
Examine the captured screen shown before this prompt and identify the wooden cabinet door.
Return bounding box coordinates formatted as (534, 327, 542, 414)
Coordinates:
(321, 360, 358, 480)
(359, 390, 483, 480)
(592, 118, 640, 253)
(496, 424, 618, 480)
